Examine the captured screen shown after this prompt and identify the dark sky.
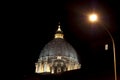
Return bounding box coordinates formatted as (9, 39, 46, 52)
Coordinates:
(21, 0, 120, 79)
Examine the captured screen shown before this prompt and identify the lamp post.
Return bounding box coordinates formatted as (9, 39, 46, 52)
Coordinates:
(88, 13, 117, 80)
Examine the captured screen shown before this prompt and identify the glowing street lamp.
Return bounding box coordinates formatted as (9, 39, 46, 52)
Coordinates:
(88, 13, 98, 23)
(88, 13, 117, 80)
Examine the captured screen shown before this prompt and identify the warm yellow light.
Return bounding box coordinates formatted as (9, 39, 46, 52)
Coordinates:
(89, 14, 98, 22)
(57, 56, 61, 59)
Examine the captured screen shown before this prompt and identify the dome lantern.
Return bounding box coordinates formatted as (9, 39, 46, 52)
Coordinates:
(54, 22, 64, 39)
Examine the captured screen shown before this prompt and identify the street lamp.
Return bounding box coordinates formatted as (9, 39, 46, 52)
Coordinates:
(88, 13, 117, 80)
(88, 13, 98, 23)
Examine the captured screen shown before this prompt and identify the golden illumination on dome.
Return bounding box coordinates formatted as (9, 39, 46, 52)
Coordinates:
(57, 56, 61, 59)
(58, 25, 61, 31)
(54, 24, 64, 39)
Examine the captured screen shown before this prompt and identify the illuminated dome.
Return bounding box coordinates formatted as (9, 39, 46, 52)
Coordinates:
(35, 23, 81, 74)
(40, 38, 79, 62)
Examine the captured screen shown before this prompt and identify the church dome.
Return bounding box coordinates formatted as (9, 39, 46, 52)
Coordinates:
(39, 38, 79, 62)
(35, 23, 81, 74)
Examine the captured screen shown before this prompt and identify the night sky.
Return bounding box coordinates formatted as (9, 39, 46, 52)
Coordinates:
(21, 0, 120, 79)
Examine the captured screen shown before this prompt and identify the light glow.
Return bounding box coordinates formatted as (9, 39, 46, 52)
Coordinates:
(57, 56, 61, 59)
(89, 13, 98, 22)
(105, 44, 108, 50)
